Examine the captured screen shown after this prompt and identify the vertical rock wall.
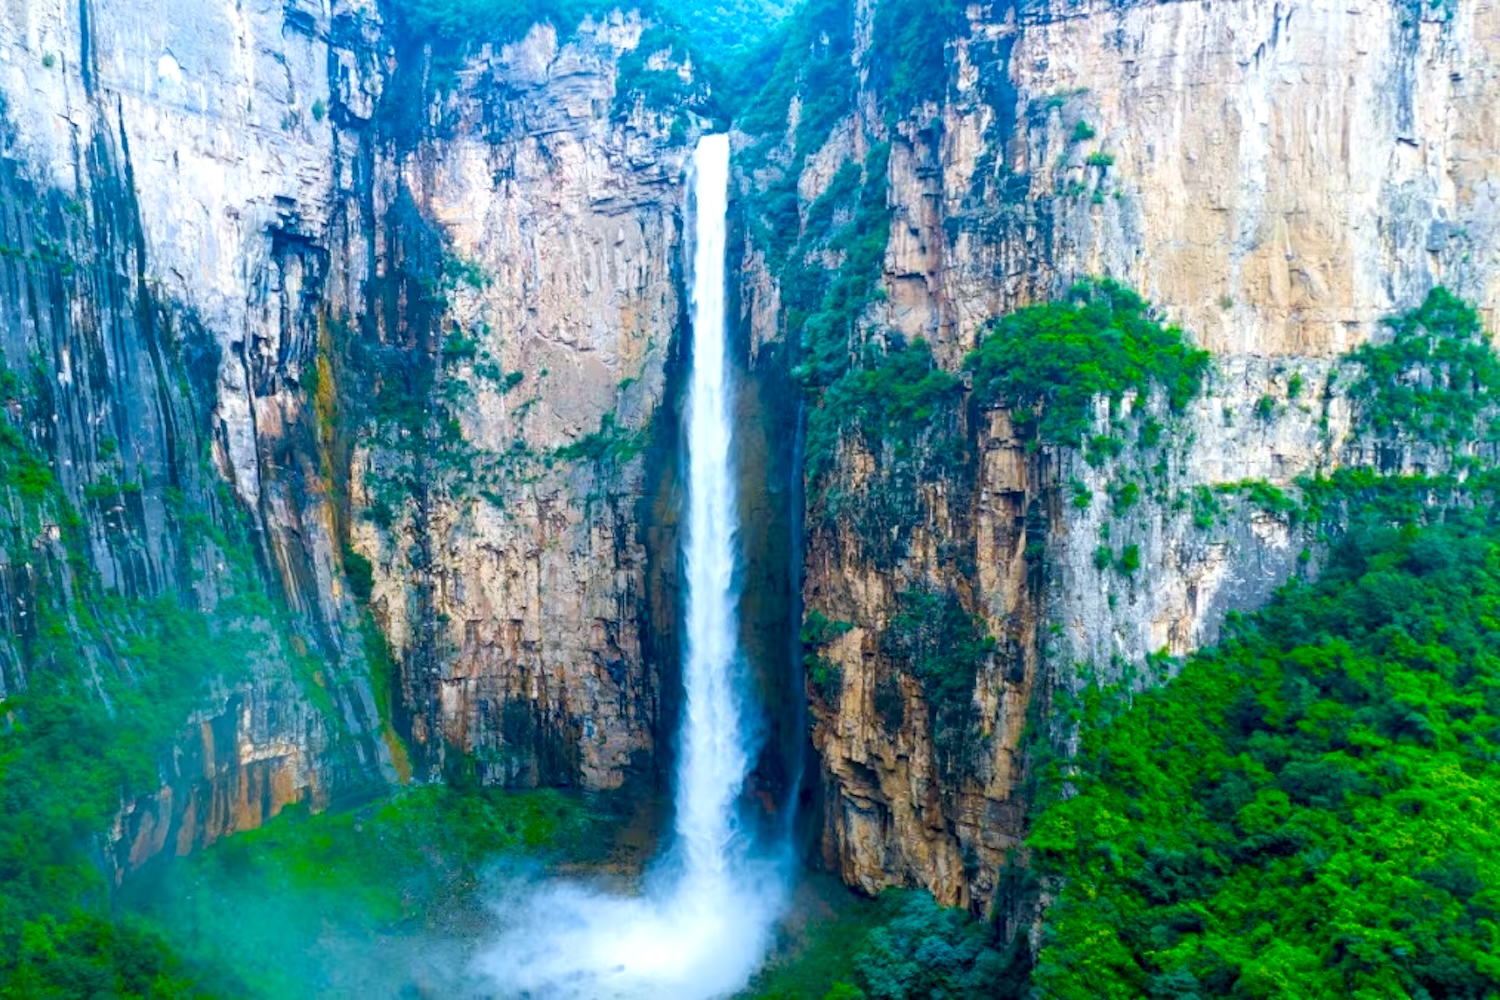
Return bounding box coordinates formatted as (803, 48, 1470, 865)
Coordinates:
(749, 0, 1500, 913)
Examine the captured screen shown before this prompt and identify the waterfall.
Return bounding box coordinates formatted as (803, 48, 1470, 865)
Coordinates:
(677, 132, 749, 893)
(475, 134, 786, 999)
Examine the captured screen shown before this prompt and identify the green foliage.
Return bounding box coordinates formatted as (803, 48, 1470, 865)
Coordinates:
(180, 786, 592, 922)
(788, 144, 893, 389)
(1071, 120, 1096, 142)
(882, 590, 994, 764)
(1345, 286, 1500, 447)
(384, 0, 605, 49)
(0, 408, 352, 998)
(806, 338, 960, 482)
(611, 23, 699, 120)
(0, 911, 202, 999)
(1031, 517, 1500, 998)
(1085, 150, 1115, 167)
(804, 336, 967, 565)
(553, 411, 646, 465)
(137, 786, 600, 997)
(0, 422, 56, 500)
(1070, 478, 1093, 509)
(737, 0, 855, 147)
(745, 887, 1012, 1000)
(866, 0, 965, 112)
(852, 891, 1010, 999)
(1231, 478, 1298, 518)
(1117, 543, 1140, 575)
(1112, 481, 1139, 515)
(668, 0, 795, 73)
(803, 610, 854, 702)
(1191, 484, 1222, 529)
(966, 280, 1210, 447)
(1094, 545, 1113, 571)
(342, 545, 375, 603)
(0, 589, 267, 996)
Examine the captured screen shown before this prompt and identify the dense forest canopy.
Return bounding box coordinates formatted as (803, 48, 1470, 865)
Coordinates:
(1032, 514, 1500, 998)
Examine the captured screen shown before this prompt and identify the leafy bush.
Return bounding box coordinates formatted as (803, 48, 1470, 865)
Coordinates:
(737, 0, 856, 146)
(553, 411, 646, 465)
(803, 610, 854, 702)
(1030, 517, 1500, 998)
(806, 338, 960, 482)
(966, 280, 1210, 447)
(1345, 286, 1500, 446)
(384, 0, 607, 49)
(746, 888, 1014, 1000)
(134, 786, 600, 996)
(852, 890, 1010, 999)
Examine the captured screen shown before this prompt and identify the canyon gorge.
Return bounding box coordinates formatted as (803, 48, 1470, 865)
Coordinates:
(2, 0, 1499, 995)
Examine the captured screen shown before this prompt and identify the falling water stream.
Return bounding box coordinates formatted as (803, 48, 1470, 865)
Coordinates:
(476, 134, 787, 998)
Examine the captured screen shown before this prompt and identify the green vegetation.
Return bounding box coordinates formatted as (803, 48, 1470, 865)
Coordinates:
(805, 338, 960, 481)
(553, 411, 647, 465)
(786, 143, 892, 387)
(1032, 516, 1500, 997)
(1345, 286, 1500, 448)
(966, 279, 1210, 447)
(0, 435, 283, 996)
(738, 0, 856, 149)
(135, 785, 601, 997)
(1112, 481, 1140, 514)
(1217, 478, 1299, 520)
(0, 421, 56, 501)
(802, 610, 853, 702)
(611, 22, 701, 121)
(747, 887, 1013, 1000)
(866, 0, 965, 112)
(384, 0, 615, 49)
(882, 590, 995, 768)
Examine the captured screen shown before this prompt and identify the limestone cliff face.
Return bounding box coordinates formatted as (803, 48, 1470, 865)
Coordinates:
(0, 0, 699, 877)
(345, 18, 701, 791)
(0, 0, 397, 872)
(745, 0, 1500, 913)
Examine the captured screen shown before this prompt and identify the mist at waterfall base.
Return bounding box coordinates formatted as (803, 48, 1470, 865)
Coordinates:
(473, 133, 791, 999)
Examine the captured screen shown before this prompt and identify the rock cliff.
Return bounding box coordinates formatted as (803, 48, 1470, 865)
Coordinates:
(0, 0, 706, 880)
(738, 0, 1500, 917)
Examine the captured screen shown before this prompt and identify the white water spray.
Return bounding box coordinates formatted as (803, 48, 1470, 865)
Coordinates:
(475, 134, 787, 999)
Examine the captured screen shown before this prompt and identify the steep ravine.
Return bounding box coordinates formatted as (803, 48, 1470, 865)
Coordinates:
(4, 0, 1500, 989)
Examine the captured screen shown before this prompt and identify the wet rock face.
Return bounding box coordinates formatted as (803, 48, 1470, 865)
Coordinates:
(751, 0, 1500, 913)
(0, 0, 701, 873)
